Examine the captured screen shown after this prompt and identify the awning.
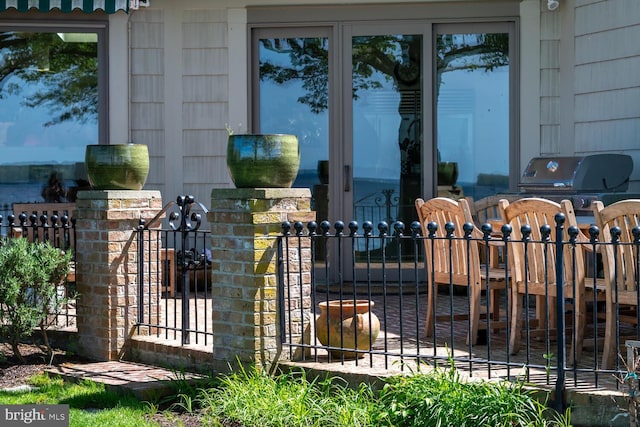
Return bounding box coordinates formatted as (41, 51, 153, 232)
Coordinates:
(0, 0, 129, 14)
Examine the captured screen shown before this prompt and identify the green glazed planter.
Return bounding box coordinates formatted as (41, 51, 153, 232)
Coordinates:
(226, 134, 300, 188)
(437, 162, 459, 186)
(85, 144, 150, 190)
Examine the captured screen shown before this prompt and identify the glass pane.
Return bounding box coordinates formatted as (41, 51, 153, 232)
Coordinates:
(436, 33, 509, 200)
(352, 34, 423, 245)
(0, 31, 98, 215)
(258, 37, 330, 220)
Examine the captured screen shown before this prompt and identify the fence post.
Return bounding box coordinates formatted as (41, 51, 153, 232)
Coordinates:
(208, 188, 315, 371)
(74, 190, 163, 361)
(554, 212, 566, 412)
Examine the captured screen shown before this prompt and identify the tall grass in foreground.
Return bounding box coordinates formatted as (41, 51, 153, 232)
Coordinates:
(197, 365, 377, 427)
(195, 364, 571, 427)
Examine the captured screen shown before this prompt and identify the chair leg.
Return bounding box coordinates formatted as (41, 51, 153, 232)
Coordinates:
(469, 285, 482, 345)
(602, 301, 616, 370)
(489, 288, 503, 334)
(568, 296, 586, 364)
(425, 283, 438, 338)
(510, 291, 522, 355)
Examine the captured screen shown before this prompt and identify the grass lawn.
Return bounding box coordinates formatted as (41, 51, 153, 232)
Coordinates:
(0, 373, 200, 427)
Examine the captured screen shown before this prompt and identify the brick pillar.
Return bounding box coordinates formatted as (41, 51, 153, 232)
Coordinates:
(75, 190, 163, 361)
(208, 188, 314, 369)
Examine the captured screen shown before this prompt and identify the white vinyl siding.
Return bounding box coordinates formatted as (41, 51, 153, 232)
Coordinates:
(130, 9, 166, 192)
(573, 0, 640, 188)
(539, 4, 560, 154)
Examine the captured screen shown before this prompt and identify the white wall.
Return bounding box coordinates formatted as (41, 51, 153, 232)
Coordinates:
(573, 0, 640, 190)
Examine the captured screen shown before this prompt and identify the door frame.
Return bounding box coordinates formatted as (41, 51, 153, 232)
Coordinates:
(249, 14, 520, 285)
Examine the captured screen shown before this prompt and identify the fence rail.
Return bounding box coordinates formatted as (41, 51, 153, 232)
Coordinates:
(278, 217, 640, 411)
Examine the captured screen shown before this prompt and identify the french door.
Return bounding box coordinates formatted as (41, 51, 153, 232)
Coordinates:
(253, 21, 515, 278)
(345, 24, 427, 268)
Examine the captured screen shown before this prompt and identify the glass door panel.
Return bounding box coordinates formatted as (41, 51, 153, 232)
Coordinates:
(435, 28, 511, 200)
(256, 33, 330, 219)
(351, 33, 423, 263)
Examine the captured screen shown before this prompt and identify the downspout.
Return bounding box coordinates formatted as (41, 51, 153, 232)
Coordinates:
(127, 11, 133, 143)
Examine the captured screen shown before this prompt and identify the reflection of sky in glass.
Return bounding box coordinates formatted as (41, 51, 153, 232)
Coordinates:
(259, 38, 329, 174)
(437, 66, 509, 184)
(352, 80, 402, 180)
(352, 36, 403, 181)
(435, 32, 510, 200)
(0, 34, 98, 166)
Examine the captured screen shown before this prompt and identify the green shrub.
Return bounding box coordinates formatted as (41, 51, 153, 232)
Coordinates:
(375, 365, 568, 427)
(197, 365, 377, 426)
(0, 238, 72, 362)
(194, 364, 570, 427)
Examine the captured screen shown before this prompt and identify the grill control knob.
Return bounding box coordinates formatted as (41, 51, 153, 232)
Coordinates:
(577, 197, 594, 209)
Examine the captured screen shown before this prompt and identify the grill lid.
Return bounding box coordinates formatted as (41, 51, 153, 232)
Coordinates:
(520, 154, 633, 192)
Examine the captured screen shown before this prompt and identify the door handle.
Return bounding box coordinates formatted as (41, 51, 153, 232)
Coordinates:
(344, 165, 350, 192)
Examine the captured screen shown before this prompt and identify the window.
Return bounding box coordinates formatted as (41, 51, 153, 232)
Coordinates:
(0, 24, 105, 214)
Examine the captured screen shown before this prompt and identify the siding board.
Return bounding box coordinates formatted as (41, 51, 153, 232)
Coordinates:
(183, 76, 227, 102)
(576, 25, 640, 64)
(131, 76, 164, 102)
(540, 97, 559, 124)
(183, 157, 229, 183)
(183, 130, 227, 157)
(575, 87, 640, 122)
(182, 22, 227, 48)
(130, 49, 164, 74)
(575, 57, 640, 94)
(183, 9, 225, 23)
(540, 124, 559, 154)
(576, 0, 640, 36)
(183, 49, 227, 75)
(130, 22, 164, 49)
(540, 10, 560, 40)
(540, 69, 559, 97)
(131, 103, 165, 130)
(130, 130, 165, 154)
(540, 40, 559, 68)
(575, 119, 640, 152)
(183, 103, 227, 130)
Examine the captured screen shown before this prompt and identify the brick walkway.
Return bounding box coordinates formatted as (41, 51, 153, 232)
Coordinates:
(45, 361, 205, 400)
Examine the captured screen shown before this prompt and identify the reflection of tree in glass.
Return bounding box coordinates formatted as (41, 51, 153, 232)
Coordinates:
(436, 33, 509, 88)
(260, 38, 331, 114)
(260, 33, 509, 226)
(0, 32, 97, 126)
(259, 34, 509, 112)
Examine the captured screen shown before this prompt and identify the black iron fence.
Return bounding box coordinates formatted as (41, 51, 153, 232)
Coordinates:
(0, 209, 77, 329)
(135, 196, 213, 346)
(278, 216, 640, 411)
(129, 194, 640, 411)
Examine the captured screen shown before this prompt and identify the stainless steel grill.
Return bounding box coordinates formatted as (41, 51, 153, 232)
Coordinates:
(512, 154, 638, 218)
